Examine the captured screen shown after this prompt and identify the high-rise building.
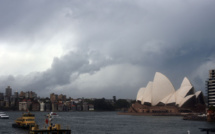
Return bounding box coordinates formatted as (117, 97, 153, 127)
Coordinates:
(50, 93, 58, 103)
(29, 91, 37, 98)
(25, 91, 30, 98)
(5, 86, 12, 98)
(206, 69, 215, 107)
(19, 91, 26, 98)
(113, 96, 116, 102)
(14, 91, 19, 98)
(58, 94, 66, 101)
(0, 93, 4, 101)
(25, 91, 37, 98)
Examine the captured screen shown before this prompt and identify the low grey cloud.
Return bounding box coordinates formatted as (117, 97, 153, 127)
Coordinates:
(0, 0, 215, 99)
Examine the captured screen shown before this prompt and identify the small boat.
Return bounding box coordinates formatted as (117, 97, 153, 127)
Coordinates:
(49, 112, 59, 118)
(29, 124, 71, 134)
(198, 113, 206, 117)
(0, 112, 9, 119)
(29, 112, 71, 134)
(12, 112, 36, 129)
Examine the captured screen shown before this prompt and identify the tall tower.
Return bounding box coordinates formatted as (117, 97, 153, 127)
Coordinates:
(206, 69, 215, 107)
(5, 86, 12, 98)
(50, 93, 58, 103)
(14, 91, 19, 98)
(113, 96, 116, 102)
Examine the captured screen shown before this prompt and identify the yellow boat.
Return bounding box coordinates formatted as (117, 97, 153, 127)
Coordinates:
(12, 112, 36, 129)
(29, 112, 71, 134)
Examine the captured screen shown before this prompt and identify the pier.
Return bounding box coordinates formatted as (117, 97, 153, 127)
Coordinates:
(199, 128, 215, 134)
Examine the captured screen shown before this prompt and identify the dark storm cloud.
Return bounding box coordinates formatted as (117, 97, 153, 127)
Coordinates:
(0, 0, 215, 98)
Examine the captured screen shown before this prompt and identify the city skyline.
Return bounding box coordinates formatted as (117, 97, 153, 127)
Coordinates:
(0, 0, 215, 99)
(0, 86, 117, 100)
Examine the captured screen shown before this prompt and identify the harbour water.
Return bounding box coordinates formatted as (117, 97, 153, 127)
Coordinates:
(1, 111, 215, 134)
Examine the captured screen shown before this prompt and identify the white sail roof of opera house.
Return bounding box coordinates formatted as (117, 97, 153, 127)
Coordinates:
(152, 72, 175, 106)
(195, 91, 203, 98)
(195, 91, 205, 104)
(136, 72, 205, 108)
(141, 82, 153, 105)
(136, 87, 145, 102)
(179, 95, 196, 107)
(175, 77, 194, 106)
(159, 92, 175, 105)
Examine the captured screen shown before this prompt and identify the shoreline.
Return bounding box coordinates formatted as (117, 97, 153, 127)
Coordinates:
(117, 112, 182, 116)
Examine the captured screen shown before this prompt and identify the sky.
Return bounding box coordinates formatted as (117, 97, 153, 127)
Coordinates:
(0, 0, 215, 99)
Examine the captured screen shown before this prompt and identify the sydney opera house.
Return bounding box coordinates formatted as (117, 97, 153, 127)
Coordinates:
(128, 72, 205, 114)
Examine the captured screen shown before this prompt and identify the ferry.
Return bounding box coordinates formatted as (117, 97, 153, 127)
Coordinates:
(29, 112, 71, 134)
(29, 124, 71, 134)
(12, 112, 36, 129)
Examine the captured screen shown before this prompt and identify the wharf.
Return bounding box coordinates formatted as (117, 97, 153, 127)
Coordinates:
(199, 128, 215, 134)
(183, 115, 206, 121)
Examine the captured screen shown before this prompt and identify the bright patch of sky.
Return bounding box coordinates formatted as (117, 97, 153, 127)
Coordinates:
(0, 0, 215, 99)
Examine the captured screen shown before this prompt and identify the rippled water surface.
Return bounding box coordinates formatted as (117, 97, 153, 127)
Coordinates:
(0, 111, 215, 134)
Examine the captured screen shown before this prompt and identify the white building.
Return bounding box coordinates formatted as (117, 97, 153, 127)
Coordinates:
(19, 101, 27, 111)
(136, 72, 205, 108)
(40, 102, 45, 111)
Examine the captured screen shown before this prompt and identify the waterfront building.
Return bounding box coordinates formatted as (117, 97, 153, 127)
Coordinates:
(63, 105, 68, 111)
(10, 95, 17, 107)
(14, 91, 19, 98)
(27, 99, 32, 110)
(32, 101, 40, 111)
(83, 102, 89, 111)
(52, 102, 58, 112)
(72, 99, 80, 104)
(25, 91, 30, 98)
(0, 101, 4, 107)
(77, 104, 82, 111)
(71, 104, 76, 111)
(129, 102, 179, 113)
(206, 69, 215, 107)
(45, 102, 51, 111)
(50, 93, 58, 103)
(58, 94, 66, 101)
(58, 103, 64, 111)
(19, 101, 27, 111)
(40, 102, 45, 111)
(4, 96, 10, 107)
(0, 93, 4, 101)
(113, 96, 116, 102)
(19, 91, 26, 98)
(5, 101, 10, 107)
(4, 96, 9, 102)
(25, 91, 37, 98)
(65, 101, 71, 110)
(15, 99, 20, 110)
(136, 72, 205, 108)
(30, 91, 37, 98)
(89, 104, 94, 111)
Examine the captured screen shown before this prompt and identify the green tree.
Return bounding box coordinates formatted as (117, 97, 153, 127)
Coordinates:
(115, 99, 130, 109)
(93, 98, 114, 111)
(209, 105, 215, 111)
